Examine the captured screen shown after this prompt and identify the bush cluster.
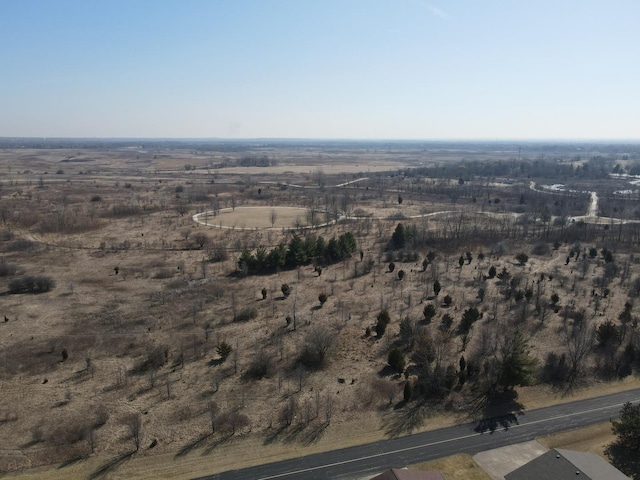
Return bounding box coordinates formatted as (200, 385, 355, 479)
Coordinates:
(8, 275, 55, 294)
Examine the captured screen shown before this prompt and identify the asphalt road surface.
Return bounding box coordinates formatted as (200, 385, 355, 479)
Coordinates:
(194, 388, 640, 480)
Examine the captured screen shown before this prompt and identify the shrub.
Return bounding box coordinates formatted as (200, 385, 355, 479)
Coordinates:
(376, 310, 391, 337)
(245, 350, 273, 379)
(403, 381, 413, 402)
(541, 352, 569, 384)
(388, 348, 405, 373)
(105, 203, 141, 217)
(281, 283, 291, 298)
(299, 326, 336, 369)
(234, 307, 257, 323)
(131, 346, 168, 374)
(443, 294, 452, 307)
(440, 313, 453, 331)
(216, 341, 233, 361)
(8, 275, 55, 294)
(90, 195, 102, 202)
(0, 262, 18, 277)
(318, 292, 328, 306)
(515, 253, 529, 265)
(152, 268, 175, 279)
(0, 230, 15, 241)
(423, 304, 436, 323)
(6, 239, 34, 252)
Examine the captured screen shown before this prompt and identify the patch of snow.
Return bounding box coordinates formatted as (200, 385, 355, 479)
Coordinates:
(541, 184, 566, 191)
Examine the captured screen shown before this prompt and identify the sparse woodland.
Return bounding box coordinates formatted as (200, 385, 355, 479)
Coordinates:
(2, 141, 640, 475)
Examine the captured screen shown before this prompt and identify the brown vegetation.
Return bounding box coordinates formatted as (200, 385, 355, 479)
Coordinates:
(2, 142, 640, 478)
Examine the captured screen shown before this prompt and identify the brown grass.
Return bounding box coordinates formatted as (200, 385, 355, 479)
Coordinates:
(197, 206, 314, 229)
(1, 146, 639, 480)
(537, 422, 614, 457)
(411, 453, 493, 480)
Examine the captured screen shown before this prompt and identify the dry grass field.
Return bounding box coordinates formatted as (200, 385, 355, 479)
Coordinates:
(412, 454, 493, 480)
(1, 143, 640, 479)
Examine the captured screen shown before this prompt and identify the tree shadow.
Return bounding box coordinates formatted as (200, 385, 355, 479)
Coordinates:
(381, 400, 430, 438)
(87, 450, 135, 480)
(297, 422, 329, 446)
(175, 432, 211, 458)
(605, 442, 640, 479)
(264, 421, 330, 446)
(201, 433, 234, 455)
(378, 365, 398, 377)
(264, 424, 289, 445)
(58, 455, 88, 469)
(469, 389, 525, 434)
(19, 439, 42, 449)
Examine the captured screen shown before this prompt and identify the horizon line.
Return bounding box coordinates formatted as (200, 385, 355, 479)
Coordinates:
(2, 136, 640, 144)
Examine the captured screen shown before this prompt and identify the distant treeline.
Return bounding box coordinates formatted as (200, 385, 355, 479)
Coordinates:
(404, 156, 640, 181)
(238, 232, 357, 274)
(236, 155, 277, 167)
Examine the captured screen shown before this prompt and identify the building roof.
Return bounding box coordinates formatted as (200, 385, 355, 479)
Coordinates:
(504, 448, 628, 480)
(371, 468, 446, 480)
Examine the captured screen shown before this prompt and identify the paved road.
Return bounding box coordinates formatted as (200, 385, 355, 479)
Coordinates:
(194, 388, 640, 480)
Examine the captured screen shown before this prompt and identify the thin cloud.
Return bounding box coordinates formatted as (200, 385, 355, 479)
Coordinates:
(409, 0, 449, 19)
(426, 5, 448, 18)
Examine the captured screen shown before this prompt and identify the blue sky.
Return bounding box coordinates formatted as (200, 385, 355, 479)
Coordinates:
(1, 0, 639, 139)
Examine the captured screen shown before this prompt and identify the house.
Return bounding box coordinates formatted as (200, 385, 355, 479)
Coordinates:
(504, 448, 629, 480)
(370, 468, 446, 480)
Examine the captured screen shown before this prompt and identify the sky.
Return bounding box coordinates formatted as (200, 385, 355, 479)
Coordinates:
(1, 0, 639, 140)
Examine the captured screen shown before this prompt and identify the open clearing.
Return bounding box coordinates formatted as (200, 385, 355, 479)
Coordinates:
(194, 206, 323, 229)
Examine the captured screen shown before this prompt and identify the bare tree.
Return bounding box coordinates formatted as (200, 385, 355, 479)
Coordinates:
(323, 393, 334, 425)
(299, 325, 337, 368)
(124, 413, 142, 451)
(193, 232, 209, 249)
(208, 400, 219, 435)
(564, 321, 595, 386)
(219, 408, 249, 435)
(269, 209, 278, 228)
(176, 202, 188, 217)
(372, 378, 397, 405)
(279, 396, 298, 427)
(86, 426, 97, 453)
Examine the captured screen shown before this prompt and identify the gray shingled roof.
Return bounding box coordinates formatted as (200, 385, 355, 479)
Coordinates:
(370, 468, 446, 480)
(557, 449, 629, 480)
(504, 448, 629, 480)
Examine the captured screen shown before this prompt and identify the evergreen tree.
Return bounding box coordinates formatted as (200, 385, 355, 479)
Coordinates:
(496, 330, 538, 391)
(403, 381, 413, 402)
(376, 310, 391, 337)
(611, 402, 640, 451)
(388, 348, 405, 373)
(433, 279, 441, 297)
(391, 224, 406, 249)
(423, 304, 436, 323)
